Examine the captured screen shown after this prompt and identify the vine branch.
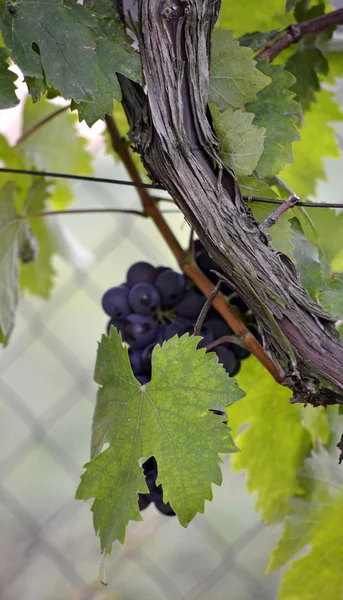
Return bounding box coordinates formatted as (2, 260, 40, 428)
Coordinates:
(256, 8, 343, 61)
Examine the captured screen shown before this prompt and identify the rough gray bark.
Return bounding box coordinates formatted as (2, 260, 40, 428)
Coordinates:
(119, 0, 343, 405)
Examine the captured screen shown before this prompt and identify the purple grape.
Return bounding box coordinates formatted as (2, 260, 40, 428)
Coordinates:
(102, 286, 130, 318)
(232, 344, 251, 360)
(164, 319, 194, 340)
(213, 346, 240, 376)
(145, 469, 163, 502)
(230, 295, 249, 314)
(123, 314, 157, 349)
(136, 374, 150, 385)
(197, 326, 214, 349)
(204, 317, 234, 340)
(138, 494, 151, 511)
(194, 241, 233, 295)
(126, 262, 157, 287)
(155, 270, 186, 307)
(128, 348, 144, 374)
(141, 343, 155, 374)
(106, 318, 125, 335)
(154, 266, 171, 277)
(128, 283, 161, 316)
(155, 500, 175, 516)
(175, 288, 206, 319)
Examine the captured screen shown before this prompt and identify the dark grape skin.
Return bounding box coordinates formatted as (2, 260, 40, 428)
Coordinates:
(175, 288, 206, 320)
(128, 348, 144, 375)
(155, 500, 176, 516)
(106, 318, 125, 335)
(138, 494, 151, 511)
(210, 409, 228, 425)
(122, 314, 157, 349)
(141, 343, 155, 375)
(126, 262, 157, 287)
(164, 319, 194, 341)
(128, 283, 161, 316)
(194, 240, 233, 295)
(155, 270, 186, 308)
(136, 374, 150, 385)
(204, 317, 234, 341)
(212, 345, 241, 377)
(102, 285, 130, 319)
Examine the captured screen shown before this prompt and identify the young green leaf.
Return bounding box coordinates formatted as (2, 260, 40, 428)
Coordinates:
(76, 329, 244, 553)
(0, 0, 98, 103)
(210, 105, 266, 177)
(0, 47, 19, 109)
(209, 30, 271, 111)
(246, 61, 300, 178)
(20, 97, 92, 210)
(230, 358, 312, 523)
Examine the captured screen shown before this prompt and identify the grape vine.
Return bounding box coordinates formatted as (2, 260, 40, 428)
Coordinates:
(1, 0, 343, 597)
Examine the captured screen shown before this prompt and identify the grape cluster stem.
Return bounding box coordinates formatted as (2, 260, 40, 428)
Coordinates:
(104, 115, 282, 384)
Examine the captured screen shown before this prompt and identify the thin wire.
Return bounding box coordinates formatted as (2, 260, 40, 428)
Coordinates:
(1, 167, 342, 208)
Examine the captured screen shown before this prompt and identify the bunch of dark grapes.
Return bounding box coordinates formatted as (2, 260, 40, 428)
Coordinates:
(101, 241, 259, 517)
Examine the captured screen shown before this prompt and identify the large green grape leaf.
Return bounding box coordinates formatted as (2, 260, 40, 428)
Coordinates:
(21, 97, 92, 209)
(0, 0, 98, 103)
(210, 105, 266, 177)
(230, 358, 311, 522)
(279, 90, 343, 199)
(0, 47, 18, 108)
(209, 30, 271, 111)
(0, 135, 32, 205)
(246, 62, 300, 178)
(76, 329, 244, 553)
(0, 181, 35, 343)
(19, 180, 56, 299)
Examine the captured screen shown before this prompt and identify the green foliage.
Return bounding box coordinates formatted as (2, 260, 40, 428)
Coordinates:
(251, 202, 295, 255)
(285, 48, 328, 111)
(0, 47, 18, 108)
(210, 104, 266, 177)
(218, 0, 291, 36)
(230, 358, 312, 522)
(19, 180, 56, 298)
(279, 90, 343, 199)
(21, 97, 92, 209)
(318, 274, 343, 319)
(209, 30, 271, 111)
(77, 329, 244, 552)
(238, 176, 279, 199)
(0, 181, 35, 343)
(246, 61, 300, 178)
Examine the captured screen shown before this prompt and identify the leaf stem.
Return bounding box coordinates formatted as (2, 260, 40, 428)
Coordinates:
(105, 115, 282, 383)
(256, 8, 343, 62)
(15, 104, 71, 146)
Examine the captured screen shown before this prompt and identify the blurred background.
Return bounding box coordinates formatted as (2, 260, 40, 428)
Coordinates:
(1, 17, 343, 600)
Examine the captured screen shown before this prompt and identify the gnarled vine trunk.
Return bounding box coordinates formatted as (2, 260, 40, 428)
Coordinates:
(119, 0, 343, 405)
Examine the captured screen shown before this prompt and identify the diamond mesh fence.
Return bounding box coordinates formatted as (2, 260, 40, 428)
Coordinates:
(0, 154, 294, 600)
